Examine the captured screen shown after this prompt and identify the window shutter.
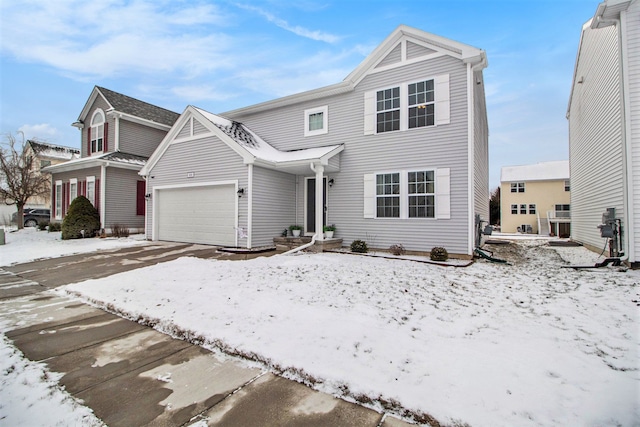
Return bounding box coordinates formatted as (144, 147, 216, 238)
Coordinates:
(363, 91, 375, 135)
(61, 183, 67, 217)
(435, 74, 450, 126)
(52, 184, 57, 218)
(363, 173, 375, 218)
(136, 181, 145, 216)
(104, 122, 108, 152)
(436, 168, 450, 219)
(87, 127, 91, 156)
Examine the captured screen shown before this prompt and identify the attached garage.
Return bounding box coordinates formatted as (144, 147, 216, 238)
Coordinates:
(155, 184, 237, 246)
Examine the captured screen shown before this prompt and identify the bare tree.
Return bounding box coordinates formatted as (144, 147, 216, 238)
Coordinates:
(0, 132, 50, 229)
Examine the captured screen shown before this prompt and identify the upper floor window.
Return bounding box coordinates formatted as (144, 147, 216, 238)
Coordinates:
(40, 160, 51, 169)
(408, 79, 435, 129)
(376, 87, 400, 133)
(304, 106, 328, 137)
(564, 180, 570, 192)
(511, 182, 525, 193)
(91, 110, 105, 154)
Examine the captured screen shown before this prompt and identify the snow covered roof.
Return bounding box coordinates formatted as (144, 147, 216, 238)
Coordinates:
(500, 160, 569, 183)
(42, 151, 147, 173)
(28, 140, 80, 161)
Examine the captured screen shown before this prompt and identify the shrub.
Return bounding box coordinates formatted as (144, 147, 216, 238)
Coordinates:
(389, 244, 406, 256)
(37, 221, 49, 231)
(430, 246, 449, 261)
(350, 239, 368, 253)
(48, 222, 61, 232)
(111, 224, 130, 238)
(289, 225, 302, 231)
(61, 196, 101, 240)
(323, 224, 336, 232)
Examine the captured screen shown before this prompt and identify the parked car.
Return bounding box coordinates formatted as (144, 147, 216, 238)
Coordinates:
(11, 208, 51, 227)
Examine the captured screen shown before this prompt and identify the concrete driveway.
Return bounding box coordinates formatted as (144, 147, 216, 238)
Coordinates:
(0, 244, 416, 427)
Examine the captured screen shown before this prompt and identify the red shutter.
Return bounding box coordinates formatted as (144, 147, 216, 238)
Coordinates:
(52, 183, 57, 218)
(104, 122, 108, 152)
(87, 127, 91, 156)
(65, 182, 70, 215)
(61, 183, 67, 217)
(136, 181, 145, 216)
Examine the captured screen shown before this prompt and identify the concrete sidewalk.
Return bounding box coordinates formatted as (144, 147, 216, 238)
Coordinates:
(0, 245, 419, 427)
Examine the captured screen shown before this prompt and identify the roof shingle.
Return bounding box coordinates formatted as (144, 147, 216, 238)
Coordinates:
(96, 86, 180, 127)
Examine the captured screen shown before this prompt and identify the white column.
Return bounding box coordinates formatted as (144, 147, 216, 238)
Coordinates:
(315, 164, 324, 241)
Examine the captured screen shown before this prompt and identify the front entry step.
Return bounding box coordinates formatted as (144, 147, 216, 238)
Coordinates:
(273, 237, 343, 252)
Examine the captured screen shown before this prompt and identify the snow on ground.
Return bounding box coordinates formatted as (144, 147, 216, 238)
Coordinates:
(0, 334, 104, 426)
(62, 240, 640, 427)
(0, 227, 148, 267)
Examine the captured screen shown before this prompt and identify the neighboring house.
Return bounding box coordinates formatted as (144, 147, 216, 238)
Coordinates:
(1, 141, 79, 225)
(500, 161, 571, 236)
(567, 0, 639, 266)
(141, 25, 489, 257)
(43, 86, 179, 231)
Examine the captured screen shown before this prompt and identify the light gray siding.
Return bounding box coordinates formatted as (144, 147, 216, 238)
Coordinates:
(229, 55, 473, 255)
(625, 2, 640, 260)
(146, 135, 249, 245)
(81, 96, 112, 158)
(473, 69, 490, 225)
(569, 23, 624, 251)
(104, 167, 145, 230)
(118, 120, 167, 157)
(251, 167, 296, 247)
(376, 43, 402, 68)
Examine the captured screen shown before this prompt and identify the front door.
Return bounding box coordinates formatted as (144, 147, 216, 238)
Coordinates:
(305, 177, 327, 234)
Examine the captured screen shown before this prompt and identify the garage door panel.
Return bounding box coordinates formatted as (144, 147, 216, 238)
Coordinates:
(157, 185, 236, 246)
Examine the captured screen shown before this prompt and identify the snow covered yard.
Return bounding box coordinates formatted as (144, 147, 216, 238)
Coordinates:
(0, 226, 148, 267)
(61, 240, 639, 427)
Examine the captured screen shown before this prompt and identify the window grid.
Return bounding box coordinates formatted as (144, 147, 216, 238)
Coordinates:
(564, 180, 570, 192)
(408, 80, 435, 129)
(308, 112, 324, 131)
(510, 182, 525, 193)
(529, 204, 536, 215)
(520, 204, 527, 214)
(376, 173, 400, 217)
(511, 204, 518, 214)
(376, 87, 400, 133)
(408, 171, 435, 218)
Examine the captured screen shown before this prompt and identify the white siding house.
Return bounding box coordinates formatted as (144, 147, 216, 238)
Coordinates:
(142, 25, 489, 258)
(567, 0, 640, 266)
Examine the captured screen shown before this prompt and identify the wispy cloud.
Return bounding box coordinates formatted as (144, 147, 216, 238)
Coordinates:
(18, 123, 58, 141)
(234, 3, 341, 43)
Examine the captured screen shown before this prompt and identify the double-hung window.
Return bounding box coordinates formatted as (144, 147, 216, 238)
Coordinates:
(511, 204, 518, 214)
(86, 176, 96, 206)
(376, 173, 400, 217)
(70, 178, 78, 202)
(408, 80, 435, 128)
(376, 87, 400, 133)
(408, 171, 435, 218)
(91, 110, 105, 154)
(520, 204, 527, 214)
(529, 204, 536, 214)
(511, 182, 525, 193)
(55, 181, 62, 220)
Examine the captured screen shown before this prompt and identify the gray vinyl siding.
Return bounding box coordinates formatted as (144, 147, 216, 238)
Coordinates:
(473, 69, 490, 224)
(118, 120, 168, 158)
(626, 2, 640, 261)
(251, 167, 296, 246)
(103, 168, 145, 231)
(146, 135, 249, 244)
(407, 41, 435, 60)
(81, 96, 112, 158)
(376, 44, 402, 68)
(569, 23, 624, 251)
(229, 55, 472, 254)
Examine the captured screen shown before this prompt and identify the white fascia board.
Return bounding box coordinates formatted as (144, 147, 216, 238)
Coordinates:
(44, 157, 143, 174)
(77, 87, 111, 124)
(190, 107, 256, 164)
(107, 110, 172, 131)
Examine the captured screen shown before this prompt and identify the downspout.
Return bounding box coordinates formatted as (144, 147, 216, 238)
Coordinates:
(100, 163, 107, 231)
(284, 162, 322, 255)
(247, 164, 253, 249)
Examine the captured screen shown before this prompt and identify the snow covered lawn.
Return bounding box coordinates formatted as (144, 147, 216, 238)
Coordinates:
(0, 227, 148, 267)
(62, 240, 639, 426)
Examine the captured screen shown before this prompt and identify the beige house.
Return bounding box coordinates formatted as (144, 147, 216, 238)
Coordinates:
(500, 160, 570, 236)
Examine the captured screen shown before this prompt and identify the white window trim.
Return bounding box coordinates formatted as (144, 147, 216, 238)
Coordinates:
(86, 176, 96, 206)
(364, 73, 450, 135)
(304, 106, 328, 137)
(364, 168, 449, 220)
(69, 178, 78, 202)
(90, 109, 105, 154)
(55, 180, 62, 220)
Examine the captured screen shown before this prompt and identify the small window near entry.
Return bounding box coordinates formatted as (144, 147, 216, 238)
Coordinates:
(520, 204, 527, 214)
(55, 181, 62, 220)
(511, 204, 518, 214)
(70, 179, 78, 202)
(86, 176, 96, 206)
(511, 182, 525, 193)
(376, 173, 400, 217)
(564, 180, 570, 192)
(304, 106, 328, 137)
(529, 204, 536, 214)
(376, 87, 400, 133)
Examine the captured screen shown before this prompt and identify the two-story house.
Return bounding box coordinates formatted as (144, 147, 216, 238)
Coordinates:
(140, 25, 489, 258)
(500, 161, 571, 236)
(44, 86, 179, 232)
(567, 0, 639, 266)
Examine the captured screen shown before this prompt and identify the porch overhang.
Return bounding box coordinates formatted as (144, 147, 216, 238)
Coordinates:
(42, 152, 146, 174)
(249, 144, 344, 175)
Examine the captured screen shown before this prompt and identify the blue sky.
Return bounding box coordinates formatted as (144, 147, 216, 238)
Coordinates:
(0, 0, 600, 189)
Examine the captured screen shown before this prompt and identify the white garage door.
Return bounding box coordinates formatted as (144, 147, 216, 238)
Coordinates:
(157, 185, 236, 246)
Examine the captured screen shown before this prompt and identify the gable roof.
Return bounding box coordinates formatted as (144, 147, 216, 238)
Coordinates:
(501, 160, 570, 183)
(42, 150, 147, 173)
(141, 106, 344, 176)
(27, 140, 80, 161)
(223, 24, 486, 117)
(75, 86, 180, 129)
